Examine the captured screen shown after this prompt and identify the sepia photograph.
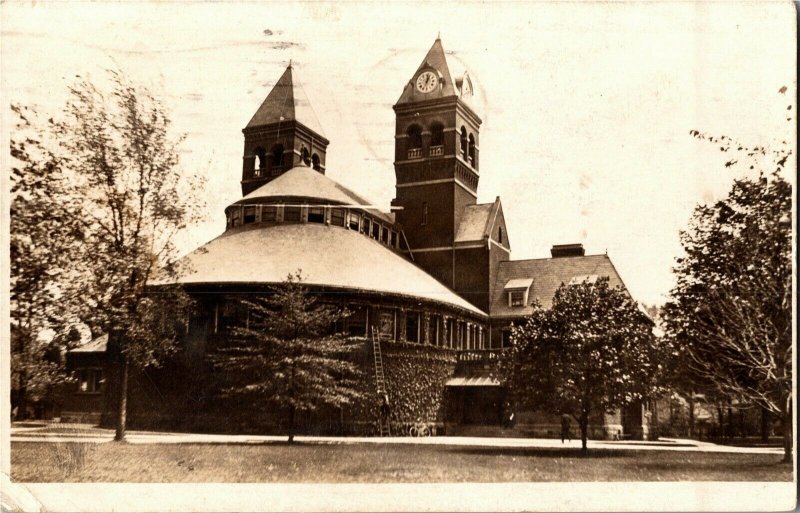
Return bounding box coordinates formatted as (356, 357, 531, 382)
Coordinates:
(1, 1, 796, 511)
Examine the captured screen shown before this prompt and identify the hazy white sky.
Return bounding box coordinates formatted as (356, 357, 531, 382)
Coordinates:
(2, 1, 795, 305)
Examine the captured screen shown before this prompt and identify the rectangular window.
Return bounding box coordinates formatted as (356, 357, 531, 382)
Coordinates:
(243, 206, 256, 224)
(447, 319, 455, 348)
(348, 212, 361, 231)
(405, 312, 419, 343)
(380, 225, 389, 243)
(371, 222, 381, 240)
(346, 305, 368, 337)
(501, 329, 512, 348)
(389, 231, 398, 248)
(78, 369, 102, 394)
(432, 315, 441, 346)
(284, 206, 301, 222)
(361, 217, 371, 236)
(231, 208, 242, 227)
(308, 207, 325, 223)
(422, 202, 428, 226)
(331, 208, 345, 227)
(262, 206, 277, 222)
(509, 290, 525, 307)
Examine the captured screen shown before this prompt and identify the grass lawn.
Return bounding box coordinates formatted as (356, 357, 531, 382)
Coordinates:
(12, 441, 792, 483)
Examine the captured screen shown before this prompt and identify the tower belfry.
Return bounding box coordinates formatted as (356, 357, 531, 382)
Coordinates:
(240, 64, 329, 196)
(391, 38, 485, 286)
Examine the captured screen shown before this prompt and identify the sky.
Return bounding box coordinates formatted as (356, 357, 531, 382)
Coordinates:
(1, 1, 796, 306)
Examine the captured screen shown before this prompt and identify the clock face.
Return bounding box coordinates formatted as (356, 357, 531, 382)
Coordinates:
(415, 71, 438, 93)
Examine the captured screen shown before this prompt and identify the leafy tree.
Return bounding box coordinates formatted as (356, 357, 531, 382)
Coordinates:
(500, 278, 662, 454)
(213, 271, 364, 443)
(663, 170, 792, 461)
(42, 70, 205, 440)
(9, 105, 85, 418)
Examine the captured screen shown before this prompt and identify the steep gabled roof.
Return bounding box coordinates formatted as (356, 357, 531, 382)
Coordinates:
(396, 37, 473, 106)
(455, 197, 506, 245)
(246, 64, 326, 137)
(490, 254, 628, 318)
(237, 166, 393, 224)
(69, 333, 108, 353)
(454, 203, 494, 243)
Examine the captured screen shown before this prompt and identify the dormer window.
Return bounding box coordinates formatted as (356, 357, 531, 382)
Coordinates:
(504, 278, 533, 308)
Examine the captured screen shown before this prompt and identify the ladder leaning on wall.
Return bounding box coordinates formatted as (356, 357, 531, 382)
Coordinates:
(371, 326, 391, 437)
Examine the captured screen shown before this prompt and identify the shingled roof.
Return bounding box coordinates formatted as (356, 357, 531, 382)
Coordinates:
(454, 203, 494, 243)
(153, 223, 486, 317)
(490, 254, 628, 318)
(237, 166, 394, 224)
(246, 64, 326, 136)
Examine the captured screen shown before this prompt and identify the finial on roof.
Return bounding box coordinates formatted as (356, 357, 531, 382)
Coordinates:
(436, 31, 441, 40)
(288, 59, 293, 69)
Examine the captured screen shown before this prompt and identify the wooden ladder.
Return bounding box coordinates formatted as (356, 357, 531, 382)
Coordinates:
(371, 326, 391, 437)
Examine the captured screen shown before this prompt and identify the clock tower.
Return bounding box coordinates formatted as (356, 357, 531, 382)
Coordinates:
(392, 37, 487, 292)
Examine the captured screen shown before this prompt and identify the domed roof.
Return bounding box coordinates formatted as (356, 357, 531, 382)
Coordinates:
(236, 166, 393, 223)
(152, 223, 486, 317)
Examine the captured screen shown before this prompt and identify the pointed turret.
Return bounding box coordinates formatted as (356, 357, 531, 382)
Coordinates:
(246, 64, 326, 137)
(241, 63, 329, 196)
(395, 37, 475, 106)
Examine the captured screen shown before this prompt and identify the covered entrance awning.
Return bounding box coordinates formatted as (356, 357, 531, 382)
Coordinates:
(445, 376, 500, 387)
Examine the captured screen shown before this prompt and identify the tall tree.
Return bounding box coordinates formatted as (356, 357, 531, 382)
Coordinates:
(213, 272, 365, 443)
(9, 105, 84, 418)
(47, 70, 205, 440)
(500, 278, 663, 454)
(663, 171, 792, 461)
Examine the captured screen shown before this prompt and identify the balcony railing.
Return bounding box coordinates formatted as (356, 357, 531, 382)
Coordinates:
(407, 148, 422, 159)
(429, 145, 444, 157)
(456, 349, 502, 362)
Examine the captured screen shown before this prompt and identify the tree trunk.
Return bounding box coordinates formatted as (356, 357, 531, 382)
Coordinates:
(17, 372, 28, 420)
(688, 394, 695, 439)
(115, 358, 129, 442)
(288, 404, 296, 444)
(760, 407, 770, 443)
(782, 398, 792, 463)
(579, 411, 589, 456)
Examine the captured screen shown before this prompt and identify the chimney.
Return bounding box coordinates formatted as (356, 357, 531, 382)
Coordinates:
(551, 243, 585, 258)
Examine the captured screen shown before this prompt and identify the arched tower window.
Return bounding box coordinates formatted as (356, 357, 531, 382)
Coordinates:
(311, 153, 321, 171)
(460, 127, 468, 159)
(270, 144, 285, 173)
(468, 134, 476, 167)
(430, 123, 444, 153)
(407, 124, 423, 158)
(254, 147, 266, 177)
(301, 147, 310, 166)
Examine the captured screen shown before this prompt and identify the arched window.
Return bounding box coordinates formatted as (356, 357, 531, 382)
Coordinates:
(430, 123, 444, 146)
(254, 147, 266, 177)
(460, 127, 468, 159)
(301, 147, 310, 166)
(407, 124, 423, 158)
(468, 134, 476, 166)
(270, 144, 285, 173)
(311, 153, 321, 171)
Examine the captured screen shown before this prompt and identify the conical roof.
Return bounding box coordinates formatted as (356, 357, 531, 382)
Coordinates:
(246, 64, 326, 137)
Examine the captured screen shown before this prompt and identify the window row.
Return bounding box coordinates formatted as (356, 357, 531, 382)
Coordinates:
(226, 204, 400, 249)
(210, 301, 487, 350)
(252, 144, 321, 177)
(404, 123, 477, 169)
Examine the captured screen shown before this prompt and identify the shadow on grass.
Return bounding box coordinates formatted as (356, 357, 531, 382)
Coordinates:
(443, 446, 638, 459)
